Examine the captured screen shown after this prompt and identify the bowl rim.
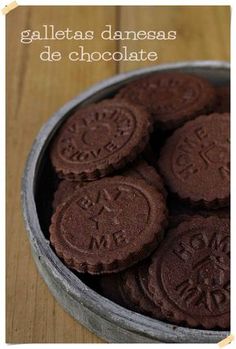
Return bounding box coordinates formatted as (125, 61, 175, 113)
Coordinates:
(21, 60, 230, 343)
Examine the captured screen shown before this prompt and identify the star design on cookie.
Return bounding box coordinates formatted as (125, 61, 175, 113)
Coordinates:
(89, 204, 122, 231)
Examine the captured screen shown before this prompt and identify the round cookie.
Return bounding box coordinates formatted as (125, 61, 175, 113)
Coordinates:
(158, 113, 230, 208)
(52, 159, 166, 210)
(116, 72, 216, 130)
(214, 86, 230, 113)
(122, 260, 166, 319)
(52, 180, 85, 211)
(49, 176, 167, 274)
(148, 216, 230, 329)
(99, 273, 138, 311)
(122, 158, 167, 198)
(50, 100, 152, 181)
(168, 210, 229, 230)
(142, 143, 159, 166)
(168, 197, 230, 229)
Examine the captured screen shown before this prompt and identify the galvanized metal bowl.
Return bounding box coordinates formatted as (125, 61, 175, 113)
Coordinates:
(22, 61, 230, 343)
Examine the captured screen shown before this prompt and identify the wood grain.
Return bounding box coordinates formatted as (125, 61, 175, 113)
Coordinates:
(119, 6, 230, 72)
(6, 6, 116, 343)
(6, 5, 230, 343)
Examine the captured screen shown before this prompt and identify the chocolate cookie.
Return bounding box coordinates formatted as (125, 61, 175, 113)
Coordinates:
(148, 216, 230, 329)
(50, 100, 152, 181)
(116, 72, 216, 130)
(52, 159, 166, 210)
(158, 113, 230, 208)
(214, 86, 230, 113)
(142, 143, 158, 166)
(99, 273, 136, 310)
(168, 210, 229, 230)
(122, 159, 166, 198)
(49, 176, 167, 274)
(122, 260, 165, 319)
(52, 180, 85, 210)
(168, 197, 230, 228)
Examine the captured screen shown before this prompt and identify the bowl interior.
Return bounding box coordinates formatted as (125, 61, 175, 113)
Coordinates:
(33, 62, 230, 340)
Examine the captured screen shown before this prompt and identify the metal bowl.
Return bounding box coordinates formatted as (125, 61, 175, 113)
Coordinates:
(22, 61, 230, 343)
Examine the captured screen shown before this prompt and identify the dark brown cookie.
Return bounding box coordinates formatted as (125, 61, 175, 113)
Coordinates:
(50, 100, 152, 181)
(150, 128, 173, 159)
(52, 159, 166, 210)
(122, 260, 165, 319)
(122, 159, 166, 198)
(116, 72, 216, 130)
(99, 273, 137, 310)
(142, 143, 158, 166)
(214, 86, 230, 113)
(52, 180, 85, 210)
(148, 216, 230, 329)
(49, 176, 167, 274)
(168, 210, 230, 230)
(158, 113, 230, 208)
(168, 197, 230, 229)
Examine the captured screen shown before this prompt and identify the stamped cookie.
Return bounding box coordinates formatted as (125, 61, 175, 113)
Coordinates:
(122, 260, 165, 319)
(49, 176, 167, 274)
(168, 197, 230, 228)
(116, 72, 216, 130)
(214, 86, 230, 113)
(158, 113, 230, 208)
(148, 216, 230, 329)
(52, 159, 166, 210)
(168, 210, 229, 230)
(52, 180, 85, 210)
(99, 273, 138, 311)
(122, 159, 166, 198)
(142, 143, 158, 166)
(50, 100, 152, 181)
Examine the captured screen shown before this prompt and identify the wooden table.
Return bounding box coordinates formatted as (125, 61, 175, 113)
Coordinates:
(6, 5, 230, 343)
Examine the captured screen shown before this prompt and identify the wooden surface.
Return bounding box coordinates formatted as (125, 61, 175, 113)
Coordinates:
(6, 6, 230, 343)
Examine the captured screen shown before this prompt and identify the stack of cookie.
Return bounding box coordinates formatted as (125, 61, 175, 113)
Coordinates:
(49, 72, 230, 330)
